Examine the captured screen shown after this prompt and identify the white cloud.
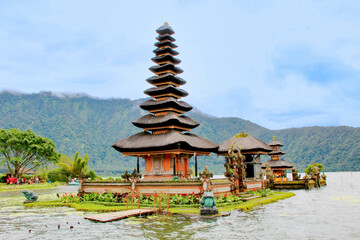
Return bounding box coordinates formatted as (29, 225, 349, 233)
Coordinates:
(0, 0, 360, 129)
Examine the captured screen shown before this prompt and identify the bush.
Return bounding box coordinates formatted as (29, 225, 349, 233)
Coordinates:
(48, 168, 69, 182)
(86, 169, 97, 180)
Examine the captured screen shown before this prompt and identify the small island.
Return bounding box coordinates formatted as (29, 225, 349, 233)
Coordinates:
(1, 23, 327, 220)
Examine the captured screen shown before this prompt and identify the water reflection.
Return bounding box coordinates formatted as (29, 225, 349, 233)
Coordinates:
(1, 172, 360, 240)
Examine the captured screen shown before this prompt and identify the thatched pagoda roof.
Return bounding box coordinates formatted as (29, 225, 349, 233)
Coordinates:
(218, 135, 273, 154)
(154, 41, 178, 49)
(112, 23, 218, 156)
(156, 34, 175, 42)
(112, 130, 218, 154)
(268, 150, 286, 155)
(261, 160, 293, 169)
(140, 97, 192, 113)
(144, 85, 188, 99)
(132, 112, 199, 130)
(149, 63, 184, 74)
(156, 23, 175, 35)
(146, 74, 186, 86)
(152, 55, 181, 65)
(153, 47, 179, 56)
(269, 139, 283, 147)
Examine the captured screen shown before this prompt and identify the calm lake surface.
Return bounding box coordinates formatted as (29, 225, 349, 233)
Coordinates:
(1, 172, 360, 240)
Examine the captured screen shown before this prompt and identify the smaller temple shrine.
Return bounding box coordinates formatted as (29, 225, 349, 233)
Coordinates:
(261, 136, 293, 181)
(218, 133, 273, 190)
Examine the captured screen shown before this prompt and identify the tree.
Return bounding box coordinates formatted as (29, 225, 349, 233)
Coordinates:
(304, 163, 324, 175)
(0, 128, 60, 178)
(224, 144, 246, 192)
(58, 152, 89, 179)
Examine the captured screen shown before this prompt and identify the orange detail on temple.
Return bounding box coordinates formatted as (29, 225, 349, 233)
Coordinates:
(163, 154, 171, 171)
(157, 97, 168, 101)
(145, 155, 152, 172)
(155, 112, 168, 116)
(153, 130, 169, 134)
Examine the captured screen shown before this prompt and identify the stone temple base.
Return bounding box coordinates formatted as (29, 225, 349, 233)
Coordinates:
(200, 207, 218, 215)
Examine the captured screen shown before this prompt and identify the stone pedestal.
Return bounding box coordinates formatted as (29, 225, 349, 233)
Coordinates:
(200, 207, 218, 215)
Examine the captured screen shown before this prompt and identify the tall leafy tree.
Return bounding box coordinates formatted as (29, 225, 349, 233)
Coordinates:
(0, 128, 60, 178)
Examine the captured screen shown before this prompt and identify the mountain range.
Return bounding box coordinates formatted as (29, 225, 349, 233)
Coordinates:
(1, 91, 359, 175)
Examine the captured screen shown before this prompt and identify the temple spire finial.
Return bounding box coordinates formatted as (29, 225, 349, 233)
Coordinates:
(164, 22, 169, 26)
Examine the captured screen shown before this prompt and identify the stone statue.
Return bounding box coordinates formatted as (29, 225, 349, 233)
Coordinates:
(265, 163, 274, 188)
(224, 144, 246, 192)
(292, 167, 300, 180)
(321, 172, 327, 180)
(121, 170, 131, 182)
(199, 191, 218, 215)
(22, 189, 38, 203)
(199, 166, 213, 178)
(312, 161, 320, 188)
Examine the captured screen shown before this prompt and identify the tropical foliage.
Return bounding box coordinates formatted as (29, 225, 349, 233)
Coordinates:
(0, 128, 60, 177)
(48, 152, 97, 182)
(59, 190, 270, 206)
(58, 152, 89, 179)
(304, 163, 324, 175)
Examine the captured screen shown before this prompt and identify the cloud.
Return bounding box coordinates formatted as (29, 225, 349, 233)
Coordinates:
(0, 0, 360, 129)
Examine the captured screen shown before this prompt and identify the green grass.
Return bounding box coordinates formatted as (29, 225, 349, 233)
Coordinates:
(0, 182, 63, 192)
(217, 192, 295, 212)
(24, 191, 295, 215)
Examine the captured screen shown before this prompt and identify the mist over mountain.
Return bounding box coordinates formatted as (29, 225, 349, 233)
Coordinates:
(1, 91, 359, 175)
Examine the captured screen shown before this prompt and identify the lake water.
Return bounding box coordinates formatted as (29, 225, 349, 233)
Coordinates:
(1, 172, 359, 240)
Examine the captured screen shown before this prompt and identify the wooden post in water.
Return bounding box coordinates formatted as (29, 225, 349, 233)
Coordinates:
(158, 196, 161, 213)
(167, 195, 169, 215)
(153, 195, 156, 210)
(138, 195, 141, 209)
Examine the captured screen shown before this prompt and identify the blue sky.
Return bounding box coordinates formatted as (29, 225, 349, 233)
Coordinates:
(1, 0, 360, 130)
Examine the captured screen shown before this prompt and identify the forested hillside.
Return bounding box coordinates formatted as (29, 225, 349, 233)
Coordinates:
(1, 91, 359, 174)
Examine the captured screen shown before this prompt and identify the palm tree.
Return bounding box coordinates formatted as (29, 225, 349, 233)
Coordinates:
(58, 152, 89, 179)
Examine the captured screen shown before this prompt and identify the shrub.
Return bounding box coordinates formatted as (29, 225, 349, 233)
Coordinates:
(304, 163, 324, 175)
(86, 169, 97, 180)
(48, 168, 69, 182)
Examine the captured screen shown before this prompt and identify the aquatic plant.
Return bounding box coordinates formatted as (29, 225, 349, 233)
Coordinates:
(256, 188, 271, 197)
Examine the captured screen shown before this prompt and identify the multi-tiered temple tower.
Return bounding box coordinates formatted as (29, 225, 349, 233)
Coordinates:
(112, 23, 218, 180)
(261, 136, 293, 180)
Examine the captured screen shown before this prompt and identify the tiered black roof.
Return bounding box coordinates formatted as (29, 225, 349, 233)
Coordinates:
(112, 23, 218, 155)
(261, 137, 293, 169)
(151, 55, 181, 65)
(144, 85, 188, 99)
(268, 139, 283, 147)
(132, 113, 199, 130)
(146, 74, 186, 86)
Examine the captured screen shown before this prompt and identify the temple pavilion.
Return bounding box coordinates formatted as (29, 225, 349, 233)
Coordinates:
(112, 23, 218, 180)
(261, 136, 293, 180)
(218, 134, 273, 179)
